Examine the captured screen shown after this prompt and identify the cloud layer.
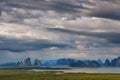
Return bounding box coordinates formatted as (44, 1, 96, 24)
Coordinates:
(0, 0, 120, 63)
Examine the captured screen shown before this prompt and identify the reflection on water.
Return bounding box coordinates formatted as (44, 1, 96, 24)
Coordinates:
(33, 67, 120, 73)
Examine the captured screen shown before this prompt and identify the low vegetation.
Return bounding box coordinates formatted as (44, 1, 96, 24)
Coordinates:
(0, 70, 120, 80)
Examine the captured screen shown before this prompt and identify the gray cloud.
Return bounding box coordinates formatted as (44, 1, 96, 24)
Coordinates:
(100, 0, 120, 3)
(0, 36, 68, 52)
(1, 0, 120, 21)
(1, 0, 88, 12)
(88, 1, 120, 20)
(47, 28, 120, 44)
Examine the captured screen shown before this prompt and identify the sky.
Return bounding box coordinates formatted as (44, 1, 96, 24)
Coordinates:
(0, 0, 120, 64)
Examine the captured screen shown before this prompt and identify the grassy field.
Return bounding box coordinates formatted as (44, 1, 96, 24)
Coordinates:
(0, 70, 120, 80)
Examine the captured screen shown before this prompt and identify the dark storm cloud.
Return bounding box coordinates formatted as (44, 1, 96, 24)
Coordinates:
(47, 28, 120, 44)
(0, 0, 90, 22)
(100, 0, 120, 3)
(1, 0, 120, 20)
(48, 2, 84, 13)
(1, 0, 88, 12)
(89, 11, 120, 21)
(0, 8, 1, 16)
(0, 36, 68, 52)
(89, 4, 120, 20)
(48, 0, 120, 21)
(86, 0, 120, 20)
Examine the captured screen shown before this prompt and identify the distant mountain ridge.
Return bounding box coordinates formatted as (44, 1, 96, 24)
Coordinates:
(1, 57, 120, 68)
